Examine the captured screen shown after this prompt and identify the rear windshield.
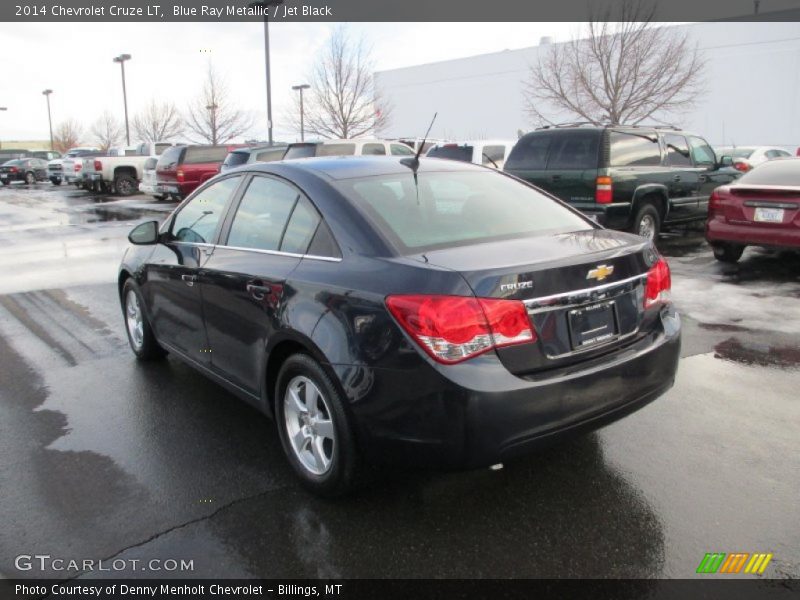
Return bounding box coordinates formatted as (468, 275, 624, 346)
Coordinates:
(284, 144, 318, 159)
(336, 170, 591, 253)
(2, 159, 21, 166)
(157, 146, 184, 169)
(184, 146, 229, 164)
(428, 145, 473, 162)
(223, 151, 249, 168)
(719, 147, 754, 159)
(143, 157, 158, 170)
(255, 148, 286, 162)
(505, 131, 600, 171)
(736, 159, 800, 186)
(318, 143, 356, 157)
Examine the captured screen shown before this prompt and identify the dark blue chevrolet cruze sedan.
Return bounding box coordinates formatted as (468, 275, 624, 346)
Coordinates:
(119, 156, 680, 496)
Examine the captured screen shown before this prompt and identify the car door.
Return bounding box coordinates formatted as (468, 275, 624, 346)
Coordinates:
(201, 174, 322, 395)
(687, 135, 735, 217)
(144, 175, 244, 363)
(662, 133, 697, 222)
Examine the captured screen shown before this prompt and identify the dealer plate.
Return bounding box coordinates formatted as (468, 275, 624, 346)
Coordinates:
(568, 301, 618, 349)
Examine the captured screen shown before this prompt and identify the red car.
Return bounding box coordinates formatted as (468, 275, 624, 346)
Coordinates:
(706, 158, 800, 262)
(156, 144, 246, 200)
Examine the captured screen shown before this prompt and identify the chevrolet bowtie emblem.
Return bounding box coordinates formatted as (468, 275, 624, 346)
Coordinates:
(587, 264, 614, 281)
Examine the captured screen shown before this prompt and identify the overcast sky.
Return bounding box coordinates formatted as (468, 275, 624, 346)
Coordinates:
(0, 22, 582, 144)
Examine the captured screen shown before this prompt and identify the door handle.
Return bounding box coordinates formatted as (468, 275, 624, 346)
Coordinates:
(699, 174, 708, 183)
(181, 274, 197, 287)
(247, 282, 270, 300)
(672, 175, 682, 182)
(551, 175, 561, 181)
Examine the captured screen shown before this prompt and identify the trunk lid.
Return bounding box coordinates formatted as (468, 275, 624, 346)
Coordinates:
(724, 186, 800, 228)
(414, 229, 659, 375)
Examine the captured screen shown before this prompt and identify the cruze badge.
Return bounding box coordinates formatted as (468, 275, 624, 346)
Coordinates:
(587, 264, 614, 281)
(500, 281, 533, 292)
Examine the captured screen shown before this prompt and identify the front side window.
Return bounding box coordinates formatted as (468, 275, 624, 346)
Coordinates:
(171, 176, 242, 244)
(362, 143, 386, 156)
(664, 134, 692, 167)
(688, 136, 716, 167)
(391, 144, 414, 156)
(226, 176, 300, 251)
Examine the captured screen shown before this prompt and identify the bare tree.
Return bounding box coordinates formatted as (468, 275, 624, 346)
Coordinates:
(185, 64, 253, 145)
(90, 111, 124, 151)
(53, 119, 83, 153)
(524, 0, 705, 126)
(133, 99, 183, 142)
(297, 26, 391, 140)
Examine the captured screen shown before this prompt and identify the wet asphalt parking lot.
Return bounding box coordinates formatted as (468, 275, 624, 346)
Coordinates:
(0, 181, 798, 580)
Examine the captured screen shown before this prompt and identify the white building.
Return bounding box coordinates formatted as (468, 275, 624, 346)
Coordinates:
(375, 22, 800, 148)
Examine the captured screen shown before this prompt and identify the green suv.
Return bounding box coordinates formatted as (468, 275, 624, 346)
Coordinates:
(504, 125, 739, 239)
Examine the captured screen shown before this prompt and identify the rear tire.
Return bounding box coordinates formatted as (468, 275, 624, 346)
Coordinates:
(122, 279, 167, 361)
(275, 354, 360, 497)
(631, 202, 661, 241)
(153, 194, 167, 201)
(114, 173, 137, 196)
(50, 178, 62, 186)
(712, 243, 745, 263)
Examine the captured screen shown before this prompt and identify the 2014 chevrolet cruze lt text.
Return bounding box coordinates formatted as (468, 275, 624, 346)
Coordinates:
(118, 156, 680, 496)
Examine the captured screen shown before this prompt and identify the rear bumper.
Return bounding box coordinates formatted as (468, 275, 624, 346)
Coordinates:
(706, 217, 800, 249)
(569, 201, 632, 231)
(342, 307, 681, 468)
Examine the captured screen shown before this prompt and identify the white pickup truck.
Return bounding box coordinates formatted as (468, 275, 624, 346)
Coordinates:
(48, 147, 100, 186)
(81, 141, 176, 195)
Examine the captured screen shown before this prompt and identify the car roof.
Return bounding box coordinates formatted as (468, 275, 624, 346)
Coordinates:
(239, 155, 484, 181)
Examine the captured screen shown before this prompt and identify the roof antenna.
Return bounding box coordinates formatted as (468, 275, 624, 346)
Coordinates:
(401, 112, 437, 174)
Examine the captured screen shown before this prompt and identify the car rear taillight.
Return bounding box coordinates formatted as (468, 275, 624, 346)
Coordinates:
(94, 159, 102, 171)
(595, 176, 613, 204)
(176, 169, 184, 182)
(74, 163, 82, 172)
(385, 295, 536, 364)
(9, 166, 18, 173)
(733, 160, 751, 173)
(644, 258, 671, 309)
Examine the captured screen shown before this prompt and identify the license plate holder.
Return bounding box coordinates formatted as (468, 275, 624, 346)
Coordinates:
(568, 301, 618, 350)
(754, 207, 784, 223)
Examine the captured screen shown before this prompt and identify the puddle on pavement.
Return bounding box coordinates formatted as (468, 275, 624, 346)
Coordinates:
(699, 323, 751, 333)
(714, 337, 800, 369)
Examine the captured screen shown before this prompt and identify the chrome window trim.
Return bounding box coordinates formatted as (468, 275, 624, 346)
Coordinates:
(215, 244, 342, 263)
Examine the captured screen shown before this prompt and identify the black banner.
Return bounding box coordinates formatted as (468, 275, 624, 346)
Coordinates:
(2, 579, 800, 600)
(2, 0, 800, 22)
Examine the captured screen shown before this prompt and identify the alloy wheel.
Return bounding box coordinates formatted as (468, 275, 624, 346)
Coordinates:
(125, 290, 144, 351)
(284, 375, 336, 476)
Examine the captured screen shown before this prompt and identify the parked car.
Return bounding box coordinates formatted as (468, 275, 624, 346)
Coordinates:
(83, 141, 177, 195)
(220, 144, 288, 172)
(316, 139, 416, 157)
(714, 146, 793, 173)
(0, 158, 48, 185)
(706, 158, 799, 262)
(118, 156, 680, 496)
(0, 150, 26, 163)
(504, 125, 740, 240)
(427, 140, 516, 169)
(49, 147, 101, 186)
(155, 144, 244, 200)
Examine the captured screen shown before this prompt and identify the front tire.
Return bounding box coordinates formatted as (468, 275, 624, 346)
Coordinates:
(631, 202, 661, 241)
(122, 279, 166, 361)
(275, 354, 360, 497)
(712, 243, 745, 263)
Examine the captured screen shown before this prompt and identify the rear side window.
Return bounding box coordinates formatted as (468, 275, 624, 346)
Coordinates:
(337, 171, 591, 253)
(226, 176, 300, 252)
(223, 151, 249, 169)
(158, 146, 184, 169)
(284, 144, 317, 159)
(504, 133, 552, 170)
(171, 176, 242, 244)
(427, 145, 473, 162)
(737, 159, 800, 186)
(664, 135, 692, 167)
(184, 146, 229, 164)
(546, 132, 600, 170)
(318, 143, 356, 157)
(281, 196, 322, 254)
(481, 145, 506, 166)
(362, 143, 386, 156)
(609, 131, 661, 167)
(391, 144, 414, 156)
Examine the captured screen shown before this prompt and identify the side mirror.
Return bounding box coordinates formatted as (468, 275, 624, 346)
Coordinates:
(719, 155, 733, 167)
(128, 220, 160, 245)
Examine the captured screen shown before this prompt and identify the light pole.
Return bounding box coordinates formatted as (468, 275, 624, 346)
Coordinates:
(42, 90, 54, 151)
(206, 103, 218, 145)
(292, 84, 310, 142)
(113, 53, 132, 146)
(249, 1, 284, 146)
(0, 107, 6, 149)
